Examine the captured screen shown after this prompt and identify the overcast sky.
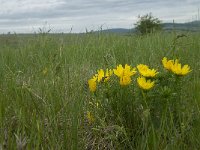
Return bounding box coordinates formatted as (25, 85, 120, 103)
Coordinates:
(0, 0, 199, 33)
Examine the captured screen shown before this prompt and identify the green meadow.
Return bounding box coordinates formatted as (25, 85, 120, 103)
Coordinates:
(0, 31, 200, 149)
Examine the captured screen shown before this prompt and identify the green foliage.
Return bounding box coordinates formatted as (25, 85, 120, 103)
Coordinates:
(0, 32, 199, 149)
(135, 13, 162, 34)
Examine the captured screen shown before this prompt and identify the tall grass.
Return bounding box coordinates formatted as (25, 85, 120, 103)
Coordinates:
(0, 31, 199, 149)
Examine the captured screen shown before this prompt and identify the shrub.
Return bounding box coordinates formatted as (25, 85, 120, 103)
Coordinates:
(135, 13, 162, 34)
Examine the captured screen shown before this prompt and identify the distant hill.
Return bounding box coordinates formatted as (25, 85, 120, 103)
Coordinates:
(99, 21, 200, 33)
(163, 21, 200, 31)
(99, 28, 135, 33)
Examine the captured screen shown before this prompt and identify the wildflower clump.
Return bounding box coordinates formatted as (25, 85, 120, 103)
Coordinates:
(87, 58, 191, 95)
(86, 57, 192, 149)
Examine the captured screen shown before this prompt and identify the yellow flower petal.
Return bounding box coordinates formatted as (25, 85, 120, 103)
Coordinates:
(162, 57, 174, 71)
(163, 57, 192, 76)
(97, 69, 104, 82)
(137, 64, 158, 77)
(88, 78, 97, 92)
(137, 76, 155, 90)
(120, 76, 132, 86)
(114, 64, 137, 86)
(113, 64, 124, 77)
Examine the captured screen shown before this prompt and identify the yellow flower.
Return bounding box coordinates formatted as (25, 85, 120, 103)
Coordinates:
(120, 75, 132, 86)
(162, 57, 174, 71)
(97, 69, 104, 82)
(114, 64, 137, 86)
(124, 64, 137, 76)
(162, 57, 191, 76)
(88, 76, 97, 92)
(137, 76, 155, 90)
(96, 69, 113, 82)
(114, 64, 136, 78)
(86, 111, 95, 124)
(171, 59, 191, 76)
(113, 64, 124, 77)
(104, 69, 113, 82)
(137, 64, 158, 77)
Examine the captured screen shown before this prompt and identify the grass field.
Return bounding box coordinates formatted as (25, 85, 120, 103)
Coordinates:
(0, 31, 200, 149)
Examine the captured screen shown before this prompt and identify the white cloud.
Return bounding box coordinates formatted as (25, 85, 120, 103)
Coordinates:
(0, 0, 199, 33)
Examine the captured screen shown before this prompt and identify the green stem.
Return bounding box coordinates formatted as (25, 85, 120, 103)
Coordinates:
(142, 90, 157, 150)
